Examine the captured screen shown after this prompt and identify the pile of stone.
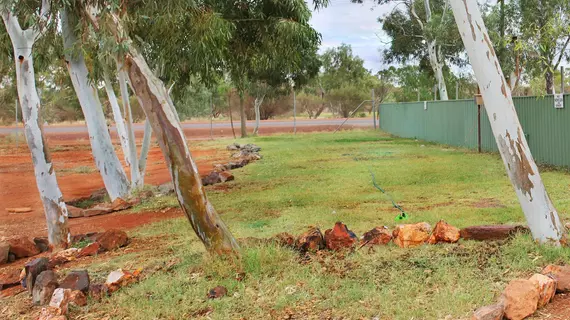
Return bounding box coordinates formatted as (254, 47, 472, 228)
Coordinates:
(66, 197, 134, 219)
(202, 143, 263, 186)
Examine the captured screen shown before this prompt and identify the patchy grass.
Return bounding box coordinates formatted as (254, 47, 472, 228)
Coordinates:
(59, 165, 98, 175)
(6, 130, 570, 320)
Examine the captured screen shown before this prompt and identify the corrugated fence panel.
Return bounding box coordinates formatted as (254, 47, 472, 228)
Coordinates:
(380, 94, 570, 168)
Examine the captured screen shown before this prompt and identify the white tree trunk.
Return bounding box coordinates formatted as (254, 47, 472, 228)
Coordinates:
(2, 10, 70, 248)
(137, 120, 152, 187)
(253, 94, 265, 135)
(103, 70, 131, 167)
(117, 66, 141, 188)
(450, 0, 565, 244)
(420, 0, 449, 101)
(61, 10, 129, 201)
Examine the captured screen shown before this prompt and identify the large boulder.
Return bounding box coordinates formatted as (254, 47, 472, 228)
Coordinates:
(541, 264, 570, 292)
(324, 222, 357, 250)
(501, 279, 540, 320)
(296, 227, 325, 252)
(471, 303, 504, 320)
(428, 220, 460, 244)
(59, 270, 90, 294)
(0, 242, 9, 265)
(460, 225, 528, 241)
(361, 227, 392, 246)
(25, 257, 49, 294)
(8, 236, 40, 258)
(529, 273, 556, 308)
(96, 229, 129, 251)
(32, 270, 58, 306)
(392, 222, 431, 248)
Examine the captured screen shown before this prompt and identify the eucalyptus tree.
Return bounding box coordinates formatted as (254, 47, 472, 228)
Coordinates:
(1, 0, 70, 248)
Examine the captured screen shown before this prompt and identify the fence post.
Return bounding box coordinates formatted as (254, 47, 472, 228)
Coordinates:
(562, 66, 565, 94)
(456, 81, 459, 99)
(475, 94, 483, 153)
(417, 90, 420, 102)
(293, 89, 297, 135)
(372, 89, 376, 130)
(433, 84, 437, 101)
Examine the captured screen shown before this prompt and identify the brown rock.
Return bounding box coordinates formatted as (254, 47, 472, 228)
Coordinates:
(5, 207, 32, 213)
(428, 220, 460, 244)
(529, 273, 556, 308)
(59, 270, 90, 294)
(38, 307, 66, 320)
(34, 237, 50, 253)
(105, 269, 134, 293)
(0, 241, 9, 265)
(8, 236, 40, 258)
(69, 290, 87, 307)
(296, 227, 325, 252)
(66, 205, 85, 218)
(70, 232, 100, 244)
(324, 222, 357, 250)
(48, 248, 79, 269)
(207, 285, 227, 299)
(541, 264, 570, 292)
(202, 171, 222, 186)
(88, 283, 109, 301)
(96, 229, 129, 251)
(77, 242, 101, 258)
(83, 204, 113, 217)
(361, 227, 392, 246)
(460, 225, 528, 241)
(392, 222, 431, 248)
(111, 198, 131, 211)
(471, 303, 504, 320)
(25, 257, 49, 294)
(32, 270, 58, 306)
(501, 279, 539, 320)
(227, 159, 249, 169)
(272, 232, 295, 247)
(218, 171, 235, 183)
(49, 288, 72, 315)
(0, 267, 21, 290)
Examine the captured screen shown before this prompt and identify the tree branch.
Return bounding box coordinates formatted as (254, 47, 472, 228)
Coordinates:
(553, 35, 570, 69)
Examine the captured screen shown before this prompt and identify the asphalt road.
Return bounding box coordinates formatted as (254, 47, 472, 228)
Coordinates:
(0, 118, 374, 135)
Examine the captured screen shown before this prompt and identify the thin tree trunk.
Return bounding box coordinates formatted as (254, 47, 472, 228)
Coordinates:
(427, 42, 449, 100)
(253, 93, 265, 135)
(2, 8, 70, 249)
(61, 10, 129, 201)
(545, 70, 554, 94)
(117, 66, 141, 187)
(450, 0, 565, 244)
(103, 70, 131, 167)
(239, 93, 247, 138)
(123, 46, 239, 254)
(228, 93, 236, 139)
(137, 119, 152, 186)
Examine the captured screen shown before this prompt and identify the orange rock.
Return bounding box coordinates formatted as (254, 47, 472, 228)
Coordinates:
(5, 207, 32, 213)
(218, 171, 235, 183)
(428, 220, 460, 244)
(324, 222, 357, 250)
(7, 236, 40, 258)
(111, 198, 131, 211)
(501, 279, 539, 320)
(207, 285, 227, 299)
(77, 242, 101, 258)
(529, 273, 556, 308)
(541, 264, 570, 292)
(392, 222, 431, 248)
(296, 227, 324, 252)
(69, 290, 87, 307)
(361, 227, 392, 246)
(66, 205, 85, 218)
(105, 269, 135, 293)
(96, 230, 129, 251)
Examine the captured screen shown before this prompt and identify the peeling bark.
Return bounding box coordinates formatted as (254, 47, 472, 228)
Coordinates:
(239, 93, 247, 138)
(103, 70, 131, 167)
(61, 10, 129, 201)
(117, 66, 141, 187)
(137, 119, 152, 186)
(253, 94, 265, 135)
(451, 0, 565, 244)
(124, 47, 239, 254)
(2, 9, 70, 249)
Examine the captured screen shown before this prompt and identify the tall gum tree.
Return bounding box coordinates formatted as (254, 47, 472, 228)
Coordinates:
(450, 0, 565, 244)
(1, 0, 70, 248)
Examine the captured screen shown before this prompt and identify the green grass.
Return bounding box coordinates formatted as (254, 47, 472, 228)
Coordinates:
(9, 130, 570, 320)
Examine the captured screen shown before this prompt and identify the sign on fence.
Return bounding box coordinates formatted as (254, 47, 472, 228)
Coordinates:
(554, 94, 564, 109)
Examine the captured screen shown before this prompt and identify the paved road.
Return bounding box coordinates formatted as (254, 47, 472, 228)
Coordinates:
(0, 118, 374, 135)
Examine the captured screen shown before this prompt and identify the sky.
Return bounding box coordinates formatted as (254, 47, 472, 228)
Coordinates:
(309, 0, 397, 73)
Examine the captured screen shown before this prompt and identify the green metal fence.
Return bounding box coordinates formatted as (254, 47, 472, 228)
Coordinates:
(379, 94, 570, 167)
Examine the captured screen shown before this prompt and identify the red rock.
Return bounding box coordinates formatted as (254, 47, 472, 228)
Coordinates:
(48, 248, 79, 269)
(428, 220, 460, 244)
(202, 172, 222, 186)
(324, 222, 357, 250)
(296, 227, 325, 252)
(38, 307, 66, 320)
(541, 264, 570, 292)
(69, 290, 87, 307)
(77, 242, 101, 258)
(5, 207, 32, 213)
(70, 232, 100, 244)
(460, 225, 528, 241)
(25, 257, 49, 294)
(32, 270, 58, 306)
(96, 230, 129, 251)
(361, 227, 392, 246)
(529, 273, 556, 308)
(49, 288, 72, 315)
(111, 198, 131, 211)
(59, 270, 90, 294)
(218, 171, 235, 183)
(392, 223, 431, 248)
(471, 303, 504, 320)
(207, 285, 227, 299)
(7, 236, 40, 258)
(33, 237, 50, 253)
(0, 267, 21, 290)
(272, 233, 295, 247)
(105, 269, 135, 293)
(66, 205, 85, 218)
(0, 241, 9, 265)
(83, 204, 113, 217)
(501, 279, 539, 320)
(88, 283, 109, 301)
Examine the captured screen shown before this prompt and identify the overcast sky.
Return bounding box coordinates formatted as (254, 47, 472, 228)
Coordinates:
(309, 1, 397, 73)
